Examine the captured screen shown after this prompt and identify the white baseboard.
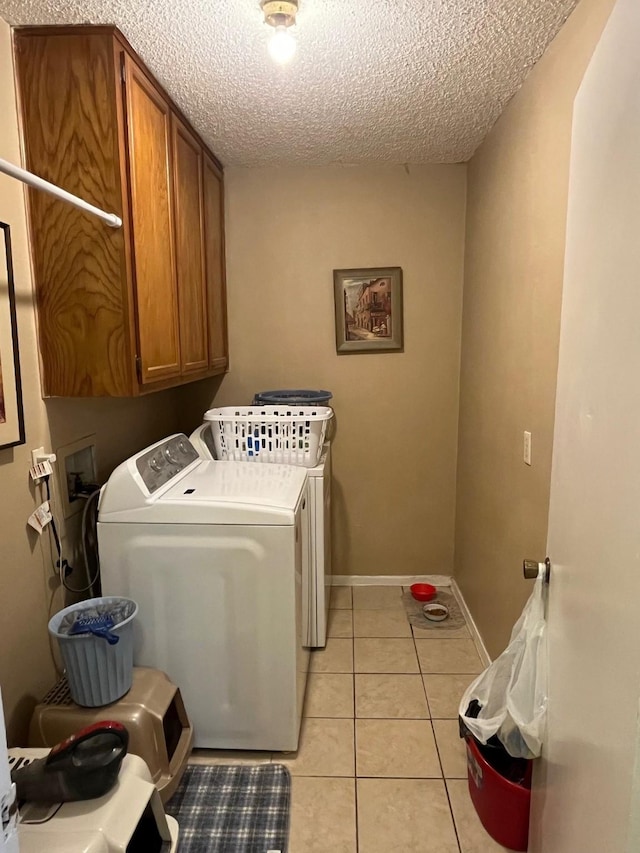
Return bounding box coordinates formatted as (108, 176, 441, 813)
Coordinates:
(331, 574, 452, 587)
(450, 578, 491, 666)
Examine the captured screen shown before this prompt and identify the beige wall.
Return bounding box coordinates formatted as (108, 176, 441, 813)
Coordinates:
(454, 0, 616, 658)
(217, 166, 466, 578)
(0, 19, 187, 745)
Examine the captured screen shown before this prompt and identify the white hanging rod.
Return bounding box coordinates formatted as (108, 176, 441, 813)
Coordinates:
(0, 157, 122, 228)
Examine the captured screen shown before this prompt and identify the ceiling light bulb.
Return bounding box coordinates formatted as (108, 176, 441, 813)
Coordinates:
(268, 25, 296, 63)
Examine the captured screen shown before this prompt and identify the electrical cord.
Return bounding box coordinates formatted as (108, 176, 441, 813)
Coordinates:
(43, 475, 102, 594)
(61, 487, 101, 594)
(44, 474, 67, 578)
(40, 475, 67, 677)
(43, 475, 60, 551)
(80, 488, 102, 597)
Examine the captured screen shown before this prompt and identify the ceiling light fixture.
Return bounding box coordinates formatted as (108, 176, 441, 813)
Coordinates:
(261, 0, 299, 64)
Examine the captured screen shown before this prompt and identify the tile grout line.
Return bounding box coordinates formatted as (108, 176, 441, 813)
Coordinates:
(428, 705, 463, 852)
(411, 592, 464, 853)
(442, 767, 464, 853)
(351, 593, 360, 853)
(444, 778, 466, 853)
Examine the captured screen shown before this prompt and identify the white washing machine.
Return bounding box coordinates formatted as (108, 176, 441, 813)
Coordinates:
(190, 424, 333, 647)
(98, 434, 310, 752)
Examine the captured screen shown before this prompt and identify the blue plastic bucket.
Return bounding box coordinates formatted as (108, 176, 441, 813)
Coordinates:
(49, 597, 138, 707)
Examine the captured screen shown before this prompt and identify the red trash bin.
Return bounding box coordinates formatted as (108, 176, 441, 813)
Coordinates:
(465, 735, 533, 851)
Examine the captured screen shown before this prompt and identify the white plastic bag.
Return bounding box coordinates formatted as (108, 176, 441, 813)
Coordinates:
(458, 574, 548, 759)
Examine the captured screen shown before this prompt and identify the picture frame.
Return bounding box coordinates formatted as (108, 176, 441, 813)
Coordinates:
(333, 267, 403, 354)
(0, 222, 25, 451)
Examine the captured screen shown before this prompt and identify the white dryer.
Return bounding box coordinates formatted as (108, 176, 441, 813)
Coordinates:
(190, 424, 333, 647)
(98, 434, 309, 752)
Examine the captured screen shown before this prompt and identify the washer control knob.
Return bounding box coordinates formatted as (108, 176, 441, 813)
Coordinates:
(164, 443, 182, 465)
(149, 456, 163, 473)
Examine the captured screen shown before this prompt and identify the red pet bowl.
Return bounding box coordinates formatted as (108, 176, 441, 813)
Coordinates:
(410, 583, 436, 602)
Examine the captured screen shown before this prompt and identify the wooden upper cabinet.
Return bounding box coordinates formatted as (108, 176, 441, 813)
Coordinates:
(13, 32, 133, 396)
(171, 116, 209, 373)
(13, 26, 228, 397)
(203, 155, 228, 371)
(123, 56, 181, 384)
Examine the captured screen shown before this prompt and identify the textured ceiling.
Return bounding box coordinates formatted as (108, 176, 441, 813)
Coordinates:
(0, 0, 579, 166)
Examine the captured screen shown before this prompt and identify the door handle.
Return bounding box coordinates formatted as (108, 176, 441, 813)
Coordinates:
(523, 557, 551, 583)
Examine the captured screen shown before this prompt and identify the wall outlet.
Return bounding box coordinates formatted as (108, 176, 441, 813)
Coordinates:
(523, 431, 532, 466)
(56, 435, 98, 519)
(30, 446, 57, 480)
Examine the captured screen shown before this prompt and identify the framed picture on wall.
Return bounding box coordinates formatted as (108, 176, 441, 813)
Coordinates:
(0, 222, 25, 450)
(333, 267, 403, 354)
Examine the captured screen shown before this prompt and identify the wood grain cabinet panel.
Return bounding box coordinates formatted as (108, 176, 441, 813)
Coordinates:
(124, 56, 181, 384)
(13, 25, 228, 397)
(13, 32, 132, 396)
(172, 116, 209, 373)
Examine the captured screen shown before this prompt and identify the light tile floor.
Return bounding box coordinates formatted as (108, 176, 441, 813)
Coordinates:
(190, 585, 509, 852)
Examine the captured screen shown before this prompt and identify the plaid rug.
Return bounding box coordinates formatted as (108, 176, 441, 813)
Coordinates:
(165, 764, 291, 853)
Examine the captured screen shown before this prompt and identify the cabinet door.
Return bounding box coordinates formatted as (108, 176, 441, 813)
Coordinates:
(202, 155, 228, 371)
(172, 116, 209, 373)
(14, 32, 134, 396)
(123, 55, 181, 384)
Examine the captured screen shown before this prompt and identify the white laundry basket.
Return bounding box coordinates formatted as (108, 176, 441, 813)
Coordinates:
(48, 597, 138, 707)
(204, 405, 333, 467)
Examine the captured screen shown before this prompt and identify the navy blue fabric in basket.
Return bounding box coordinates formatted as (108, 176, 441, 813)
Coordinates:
(165, 763, 291, 852)
(253, 389, 332, 406)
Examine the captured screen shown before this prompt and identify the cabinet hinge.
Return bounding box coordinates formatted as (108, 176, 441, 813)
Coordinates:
(135, 356, 142, 380)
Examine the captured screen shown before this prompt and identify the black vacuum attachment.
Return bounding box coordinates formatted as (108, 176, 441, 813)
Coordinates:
(12, 721, 129, 803)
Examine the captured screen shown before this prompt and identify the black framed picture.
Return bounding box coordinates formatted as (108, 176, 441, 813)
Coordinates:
(0, 222, 25, 450)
